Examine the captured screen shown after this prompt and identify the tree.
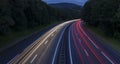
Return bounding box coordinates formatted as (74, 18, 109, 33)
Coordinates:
(81, 0, 120, 36)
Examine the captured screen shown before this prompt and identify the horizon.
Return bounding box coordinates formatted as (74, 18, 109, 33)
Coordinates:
(42, 0, 88, 6)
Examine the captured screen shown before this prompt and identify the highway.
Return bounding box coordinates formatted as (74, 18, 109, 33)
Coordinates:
(7, 19, 120, 64)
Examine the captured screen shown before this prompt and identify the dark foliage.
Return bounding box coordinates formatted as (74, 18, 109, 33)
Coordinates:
(0, 0, 81, 36)
(81, 0, 120, 37)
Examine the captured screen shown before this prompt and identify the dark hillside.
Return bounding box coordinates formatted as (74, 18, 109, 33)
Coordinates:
(0, 0, 81, 36)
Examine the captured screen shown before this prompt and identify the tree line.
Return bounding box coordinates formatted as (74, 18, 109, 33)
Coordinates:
(0, 0, 81, 36)
(81, 0, 120, 39)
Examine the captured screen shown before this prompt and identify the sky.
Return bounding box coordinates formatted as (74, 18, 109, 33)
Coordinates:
(42, 0, 88, 6)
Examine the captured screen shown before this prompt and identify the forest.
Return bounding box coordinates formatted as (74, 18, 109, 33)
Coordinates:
(81, 0, 120, 39)
(0, 0, 81, 36)
(1, 0, 119, 42)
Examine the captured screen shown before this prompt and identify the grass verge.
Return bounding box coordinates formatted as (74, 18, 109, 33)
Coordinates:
(86, 25, 120, 52)
(0, 21, 58, 49)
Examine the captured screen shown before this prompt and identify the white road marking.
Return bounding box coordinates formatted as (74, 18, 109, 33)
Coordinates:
(44, 40, 48, 45)
(84, 49, 89, 56)
(52, 25, 68, 64)
(88, 37, 99, 49)
(22, 27, 58, 63)
(68, 25, 73, 64)
(101, 52, 114, 64)
(79, 21, 115, 64)
(11, 19, 77, 64)
(30, 54, 38, 63)
(80, 24, 99, 49)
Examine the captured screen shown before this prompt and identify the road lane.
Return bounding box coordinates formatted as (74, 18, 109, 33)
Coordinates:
(77, 20, 120, 64)
(78, 21, 115, 64)
(76, 21, 106, 64)
(9, 19, 77, 64)
(52, 24, 68, 64)
(68, 24, 73, 64)
(82, 22, 120, 63)
(71, 23, 85, 64)
(26, 29, 59, 64)
(6, 19, 120, 64)
(8, 26, 59, 64)
(30, 54, 38, 63)
(68, 20, 120, 64)
(73, 23, 94, 64)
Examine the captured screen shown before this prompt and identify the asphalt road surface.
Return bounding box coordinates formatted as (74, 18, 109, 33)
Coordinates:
(2, 19, 120, 64)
